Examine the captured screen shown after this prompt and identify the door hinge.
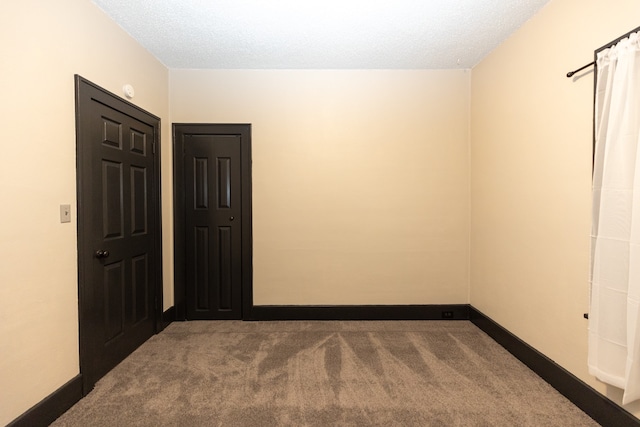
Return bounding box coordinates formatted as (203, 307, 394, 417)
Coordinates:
(152, 142, 156, 154)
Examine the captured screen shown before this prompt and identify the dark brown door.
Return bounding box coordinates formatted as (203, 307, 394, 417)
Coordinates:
(173, 124, 252, 320)
(76, 76, 162, 392)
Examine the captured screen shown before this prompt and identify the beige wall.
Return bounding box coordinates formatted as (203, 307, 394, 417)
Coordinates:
(0, 0, 170, 424)
(470, 0, 640, 417)
(171, 69, 471, 305)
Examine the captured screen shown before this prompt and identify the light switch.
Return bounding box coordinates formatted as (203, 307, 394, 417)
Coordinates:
(60, 204, 71, 223)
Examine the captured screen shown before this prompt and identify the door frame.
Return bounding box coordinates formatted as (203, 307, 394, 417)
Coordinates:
(173, 124, 253, 320)
(75, 75, 163, 393)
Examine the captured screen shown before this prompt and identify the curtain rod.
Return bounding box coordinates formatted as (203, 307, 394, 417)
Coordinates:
(566, 61, 595, 78)
(566, 26, 640, 78)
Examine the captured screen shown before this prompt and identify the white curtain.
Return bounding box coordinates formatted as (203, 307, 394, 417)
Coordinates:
(589, 30, 640, 405)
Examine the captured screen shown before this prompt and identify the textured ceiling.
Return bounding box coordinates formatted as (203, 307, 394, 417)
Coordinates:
(92, 0, 550, 69)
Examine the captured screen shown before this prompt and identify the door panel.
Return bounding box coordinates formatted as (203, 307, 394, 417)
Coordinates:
(76, 76, 161, 393)
(132, 254, 149, 324)
(102, 160, 123, 239)
(104, 261, 125, 343)
(194, 225, 210, 310)
(131, 166, 148, 235)
(218, 226, 233, 310)
(184, 135, 242, 319)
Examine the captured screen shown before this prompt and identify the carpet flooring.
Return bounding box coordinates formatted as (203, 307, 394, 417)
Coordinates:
(52, 320, 598, 426)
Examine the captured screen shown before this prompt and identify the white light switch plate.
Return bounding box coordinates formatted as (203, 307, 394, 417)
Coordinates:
(60, 204, 71, 223)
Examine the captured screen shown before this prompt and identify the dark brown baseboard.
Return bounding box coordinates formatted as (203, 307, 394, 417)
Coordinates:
(248, 304, 470, 320)
(469, 306, 639, 427)
(7, 374, 83, 427)
(162, 306, 176, 330)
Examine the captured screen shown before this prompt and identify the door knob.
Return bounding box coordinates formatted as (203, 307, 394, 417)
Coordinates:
(95, 250, 110, 259)
(229, 216, 234, 221)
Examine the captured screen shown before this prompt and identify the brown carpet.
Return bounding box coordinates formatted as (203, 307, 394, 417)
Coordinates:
(52, 321, 598, 426)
